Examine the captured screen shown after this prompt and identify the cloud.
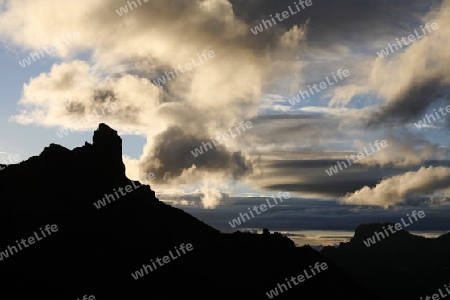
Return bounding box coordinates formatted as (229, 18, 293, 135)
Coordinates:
(230, 0, 437, 49)
(157, 188, 230, 209)
(139, 125, 252, 182)
(339, 166, 450, 208)
(353, 131, 448, 167)
(200, 186, 223, 209)
(0, 0, 309, 192)
(349, 0, 450, 124)
(368, 77, 450, 125)
(10, 61, 161, 134)
(2, 0, 449, 213)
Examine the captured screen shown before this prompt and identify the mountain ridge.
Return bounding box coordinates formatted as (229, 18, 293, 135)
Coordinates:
(322, 222, 450, 300)
(0, 123, 377, 299)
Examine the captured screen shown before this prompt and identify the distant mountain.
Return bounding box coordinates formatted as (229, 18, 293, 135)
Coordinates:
(0, 123, 377, 299)
(322, 223, 450, 300)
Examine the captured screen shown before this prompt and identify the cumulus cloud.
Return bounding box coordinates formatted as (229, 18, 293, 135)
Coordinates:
(338, 166, 450, 208)
(10, 61, 161, 133)
(200, 186, 223, 209)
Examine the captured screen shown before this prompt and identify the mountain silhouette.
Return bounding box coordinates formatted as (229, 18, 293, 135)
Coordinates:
(0, 123, 377, 299)
(322, 223, 450, 300)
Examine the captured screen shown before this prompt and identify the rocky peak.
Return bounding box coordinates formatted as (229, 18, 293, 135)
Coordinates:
(91, 123, 125, 179)
(93, 123, 122, 153)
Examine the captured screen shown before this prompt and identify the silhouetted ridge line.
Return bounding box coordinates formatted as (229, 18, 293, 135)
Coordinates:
(0, 123, 377, 300)
(322, 222, 450, 300)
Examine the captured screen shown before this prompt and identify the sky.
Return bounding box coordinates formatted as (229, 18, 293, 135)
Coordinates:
(1, 0, 450, 246)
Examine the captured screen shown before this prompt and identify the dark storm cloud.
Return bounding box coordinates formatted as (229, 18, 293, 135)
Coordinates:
(141, 125, 252, 182)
